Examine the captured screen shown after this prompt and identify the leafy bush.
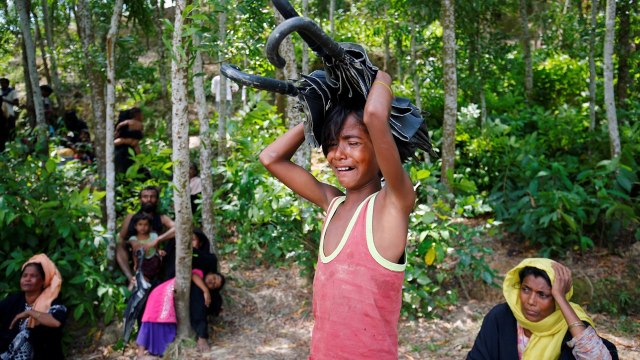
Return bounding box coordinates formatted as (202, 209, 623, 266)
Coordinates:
(0, 148, 126, 330)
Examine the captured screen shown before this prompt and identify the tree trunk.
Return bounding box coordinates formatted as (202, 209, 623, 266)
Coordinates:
(76, 0, 107, 183)
(105, 0, 123, 266)
(329, 0, 335, 35)
(395, 35, 403, 82)
(20, 38, 36, 129)
(155, 0, 168, 101)
(382, 18, 391, 72)
(441, 0, 457, 194)
(615, 0, 633, 108)
(588, 0, 598, 131)
(217, 6, 228, 159)
(16, 0, 48, 154)
(519, 0, 533, 102)
(32, 11, 51, 87)
(410, 25, 421, 110)
(603, 0, 621, 158)
(301, 0, 309, 75)
(272, 5, 307, 168)
(171, 0, 193, 340)
(192, 8, 217, 255)
(41, 0, 64, 110)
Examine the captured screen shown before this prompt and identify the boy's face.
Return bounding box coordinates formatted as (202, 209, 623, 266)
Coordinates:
(135, 219, 150, 235)
(326, 114, 380, 190)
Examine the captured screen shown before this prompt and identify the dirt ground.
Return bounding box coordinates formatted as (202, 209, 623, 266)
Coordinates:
(71, 241, 640, 360)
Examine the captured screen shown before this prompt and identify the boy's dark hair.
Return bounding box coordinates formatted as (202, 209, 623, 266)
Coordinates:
(127, 212, 154, 238)
(321, 105, 364, 157)
(519, 266, 552, 288)
(319, 104, 418, 162)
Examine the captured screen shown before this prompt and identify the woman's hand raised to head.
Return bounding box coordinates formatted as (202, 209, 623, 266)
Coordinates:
(551, 262, 573, 301)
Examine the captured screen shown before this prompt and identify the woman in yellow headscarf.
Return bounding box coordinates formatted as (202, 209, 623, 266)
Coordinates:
(467, 258, 618, 360)
(0, 254, 67, 360)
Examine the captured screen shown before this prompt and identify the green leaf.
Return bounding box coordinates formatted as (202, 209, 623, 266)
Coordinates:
(416, 169, 431, 180)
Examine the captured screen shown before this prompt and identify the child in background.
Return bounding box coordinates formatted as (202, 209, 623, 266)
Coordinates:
(135, 269, 225, 357)
(127, 212, 164, 288)
(259, 70, 415, 359)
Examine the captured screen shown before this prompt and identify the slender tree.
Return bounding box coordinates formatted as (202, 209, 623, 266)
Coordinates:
(441, 0, 457, 193)
(16, 0, 48, 153)
(105, 0, 124, 264)
(170, 0, 194, 340)
(192, 2, 217, 254)
(588, 0, 599, 131)
(603, 0, 621, 157)
(301, 0, 310, 74)
(217, 3, 228, 159)
(31, 10, 51, 86)
(41, 0, 64, 110)
(76, 0, 107, 182)
(519, 0, 533, 101)
(615, 0, 634, 108)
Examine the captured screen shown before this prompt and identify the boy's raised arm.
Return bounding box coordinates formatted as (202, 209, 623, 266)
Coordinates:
(260, 123, 342, 210)
(363, 71, 416, 213)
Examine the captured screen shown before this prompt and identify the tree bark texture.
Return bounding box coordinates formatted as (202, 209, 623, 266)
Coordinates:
(603, 0, 621, 158)
(16, 0, 48, 153)
(301, 0, 309, 75)
(615, 0, 633, 107)
(410, 25, 421, 110)
(171, 0, 194, 340)
(441, 0, 457, 194)
(192, 13, 217, 255)
(76, 0, 107, 182)
(272, 6, 308, 169)
(105, 0, 124, 265)
(41, 0, 64, 110)
(32, 11, 51, 87)
(588, 0, 599, 131)
(519, 0, 533, 102)
(20, 38, 36, 129)
(217, 7, 228, 159)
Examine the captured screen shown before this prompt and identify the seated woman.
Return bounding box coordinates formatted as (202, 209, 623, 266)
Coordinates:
(0, 254, 67, 360)
(467, 258, 618, 360)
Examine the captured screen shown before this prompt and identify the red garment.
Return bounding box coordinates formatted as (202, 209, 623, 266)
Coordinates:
(309, 193, 405, 360)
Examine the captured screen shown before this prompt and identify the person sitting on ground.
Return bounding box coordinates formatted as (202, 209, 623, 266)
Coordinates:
(0, 254, 67, 360)
(161, 228, 224, 352)
(135, 266, 225, 358)
(127, 212, 165, 288)
(62, 110, 88, 144)
(117, 186, 175, 287)
(467, 258, 618, 360)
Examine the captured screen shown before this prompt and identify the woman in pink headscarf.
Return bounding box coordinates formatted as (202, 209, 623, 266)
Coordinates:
(0, 254, 67, 360)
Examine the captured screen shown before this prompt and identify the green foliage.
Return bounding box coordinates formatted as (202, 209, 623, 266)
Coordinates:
(402, 162, 498, 318)
(455, 103, 639, 256)
(533, 53, 588, 107)
(0, 147, 126, 331)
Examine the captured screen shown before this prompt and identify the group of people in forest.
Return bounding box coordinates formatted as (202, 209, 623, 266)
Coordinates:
(115, 185, 226, 358)
(0, 48, 621, 359)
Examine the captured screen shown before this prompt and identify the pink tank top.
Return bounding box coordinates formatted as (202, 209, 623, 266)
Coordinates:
(309, 193, 406, 360)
